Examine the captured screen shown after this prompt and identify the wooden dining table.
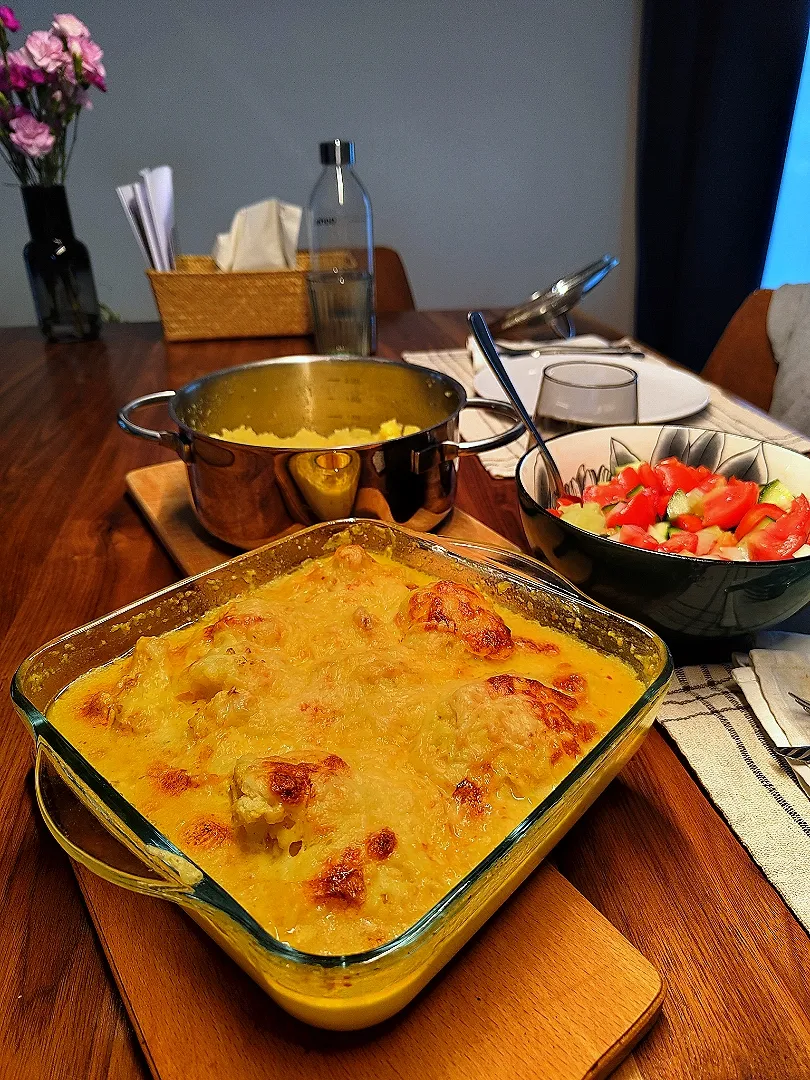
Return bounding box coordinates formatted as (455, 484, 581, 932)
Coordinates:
(2, 310, 810, 1080)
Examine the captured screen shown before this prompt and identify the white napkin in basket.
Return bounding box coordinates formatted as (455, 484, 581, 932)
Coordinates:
(213, 199, 302, 271)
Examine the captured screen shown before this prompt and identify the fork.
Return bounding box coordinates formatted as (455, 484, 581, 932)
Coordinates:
(496, 341, 647, 359)
(766, 693, 810, 763)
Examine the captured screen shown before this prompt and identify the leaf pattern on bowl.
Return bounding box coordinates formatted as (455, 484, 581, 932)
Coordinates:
(564, 427, 769, 498)
(652, 426, 690, 464)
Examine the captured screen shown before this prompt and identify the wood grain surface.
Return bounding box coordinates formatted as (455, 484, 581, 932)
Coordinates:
(2, 314, 810, 1079)
(124, 459, 520, 576)
(74, 860, 662, 1080)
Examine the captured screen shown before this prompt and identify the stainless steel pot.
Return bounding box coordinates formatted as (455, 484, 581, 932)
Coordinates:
(118, 355, 523, 548)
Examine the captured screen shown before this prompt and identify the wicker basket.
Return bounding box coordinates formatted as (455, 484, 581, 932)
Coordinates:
(147, 254, 313, 341)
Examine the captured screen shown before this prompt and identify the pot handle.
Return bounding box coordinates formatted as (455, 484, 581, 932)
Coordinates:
(34, 742, 198, 903)
(411, 397, 525, 474)
(117, 390, 187, 458)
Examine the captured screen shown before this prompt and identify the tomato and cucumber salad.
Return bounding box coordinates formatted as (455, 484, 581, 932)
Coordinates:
(549, 455, 810, 561)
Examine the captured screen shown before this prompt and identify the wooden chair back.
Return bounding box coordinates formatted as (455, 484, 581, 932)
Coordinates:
(375, 247, 415, 313)
(701, 289, 777, 412)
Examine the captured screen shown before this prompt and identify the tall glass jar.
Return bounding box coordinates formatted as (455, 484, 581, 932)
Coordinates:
(306, 140, 374, 355)
(22, 185, 101, 343)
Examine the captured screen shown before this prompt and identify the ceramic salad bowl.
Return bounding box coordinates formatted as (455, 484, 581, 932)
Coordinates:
(517, 424, 810, 640)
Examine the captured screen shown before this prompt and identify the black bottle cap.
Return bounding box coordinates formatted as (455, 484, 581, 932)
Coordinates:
(320, 140, 355, 166)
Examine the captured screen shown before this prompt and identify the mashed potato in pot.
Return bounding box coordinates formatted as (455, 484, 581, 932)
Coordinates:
(214, 419, 420, 447)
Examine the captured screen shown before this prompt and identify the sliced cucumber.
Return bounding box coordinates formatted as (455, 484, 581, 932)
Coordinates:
(560, 501, 609, 535)
(625, 484, 644, 498)
(648, 522, 670, 542)
(666, 489, 690, 520)
(715, 546, 749, 562)
(615, 461, 642, 474)
(794, 544, 810, 559)
(685, 487, 706, 514)
(758, 479, 794, 512)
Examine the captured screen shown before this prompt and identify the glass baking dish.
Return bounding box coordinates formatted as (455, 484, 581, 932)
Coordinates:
(11, 519, 672, 1030)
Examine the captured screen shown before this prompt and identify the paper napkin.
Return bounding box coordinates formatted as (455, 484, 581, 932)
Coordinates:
(212, 199, 302, 272)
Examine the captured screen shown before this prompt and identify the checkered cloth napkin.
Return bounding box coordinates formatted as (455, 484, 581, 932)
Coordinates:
(659, 665, 810, 933)
(403, 340, 810, 478)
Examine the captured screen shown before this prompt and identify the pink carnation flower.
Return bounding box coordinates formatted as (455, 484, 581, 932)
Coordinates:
(0, 6, 20, 31)
(69, 35, 105, 90)
(52, 13, 90, 38)
(9, 113, 55, 158)
(6, 46, 46, 88)
(24, 29, 67, 74)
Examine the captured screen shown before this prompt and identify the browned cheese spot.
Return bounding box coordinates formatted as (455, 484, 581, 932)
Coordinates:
(453, 776, 488, 814)
(181, 817, 232, 850)
(404, 580, 513, 659)
(148, 764, 206, 796)
(322, 754, 348, 772)
(365, 827, 397, 860)
(308, 845, 366, 908)
(264, 760, 319, 805)
(486, 674, 597, 760)
(553, 672, 587, 696)
(79, 690, 113, 727)
(514, 637, 560, 656)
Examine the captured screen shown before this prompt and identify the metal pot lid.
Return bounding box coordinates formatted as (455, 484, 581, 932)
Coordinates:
(489, 255, 618, 337)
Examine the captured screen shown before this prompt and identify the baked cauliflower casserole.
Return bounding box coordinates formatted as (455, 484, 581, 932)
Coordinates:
(48, 544, 642, 955)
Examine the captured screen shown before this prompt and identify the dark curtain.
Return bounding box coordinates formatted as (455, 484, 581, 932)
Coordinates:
(636, 0, 810, 372)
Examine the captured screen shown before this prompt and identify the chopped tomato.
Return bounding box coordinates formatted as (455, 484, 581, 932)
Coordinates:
(697, 473, 725, 493)
(604, 490, 658, 529)
(660, 532, 698, 554)
(556, 494, 582, 507)
(547, 507, 562, 518)
(638, 462, 663, 493)
(734, 502, 785, 541)
(700, 477, 759, 530)
(673, 513, 703, 532)
(746, 494, 810, 561)
(653, 457, 703, 495)
(656, 493, 671, 517)
(619, 525, 660, 550)
(616, 466, 641, 494)
(582, 479, 625, 508)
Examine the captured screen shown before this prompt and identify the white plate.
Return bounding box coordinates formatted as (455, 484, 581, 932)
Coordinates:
(472, 351, 710, 424)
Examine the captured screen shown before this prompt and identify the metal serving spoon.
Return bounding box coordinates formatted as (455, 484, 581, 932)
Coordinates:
(467, 310, 566, 499)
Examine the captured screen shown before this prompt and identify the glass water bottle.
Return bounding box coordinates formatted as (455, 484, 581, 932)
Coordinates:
(306, 140, 374, 355)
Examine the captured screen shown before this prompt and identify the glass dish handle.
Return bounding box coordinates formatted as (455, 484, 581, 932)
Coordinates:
(34, 743, 197, 902)
(437, 537, 586, 600)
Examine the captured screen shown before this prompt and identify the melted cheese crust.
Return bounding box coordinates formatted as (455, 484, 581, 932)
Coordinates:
(48, 546, 643, 955)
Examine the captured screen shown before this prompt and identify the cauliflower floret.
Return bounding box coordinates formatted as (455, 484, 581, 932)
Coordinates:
(397, 580, 513, 659)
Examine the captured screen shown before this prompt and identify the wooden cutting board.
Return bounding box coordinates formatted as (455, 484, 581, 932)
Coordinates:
(125, 459, 520, 576)
(70, 460, 663, 1080)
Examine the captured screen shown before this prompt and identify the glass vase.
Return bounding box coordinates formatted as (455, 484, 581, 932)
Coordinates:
(22, 185, 100, 343)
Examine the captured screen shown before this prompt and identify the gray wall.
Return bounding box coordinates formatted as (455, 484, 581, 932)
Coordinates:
(0, 1, 641, 330)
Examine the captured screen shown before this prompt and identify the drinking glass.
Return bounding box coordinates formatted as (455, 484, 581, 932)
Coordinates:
(534, 361, 639, 435)
(307, 269, 374, 355)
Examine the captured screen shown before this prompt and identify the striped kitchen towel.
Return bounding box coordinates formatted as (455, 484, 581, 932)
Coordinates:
(659, 664, 810, 932)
